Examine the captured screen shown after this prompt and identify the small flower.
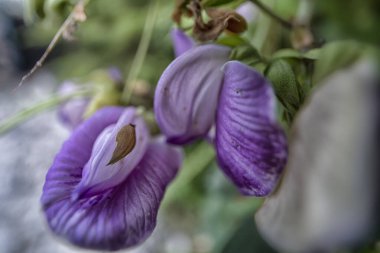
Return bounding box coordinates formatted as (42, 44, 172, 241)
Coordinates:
(41, 106, 182, 250)
(155, 39, 287, 196)
(57, 81, 90, 130)
(57, 68, 123, 130)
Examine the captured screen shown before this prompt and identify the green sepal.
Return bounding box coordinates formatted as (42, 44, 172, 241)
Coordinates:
(229, 42, 262, 67)
(217, 34, 247, 47)
(313, 40, 363, 83)
(83, 69, 122, 118)
(265, 59, 299, 116)
(272, 48, 319, 60)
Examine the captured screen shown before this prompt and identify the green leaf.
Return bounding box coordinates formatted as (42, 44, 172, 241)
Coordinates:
(230, 44, 262, 66)
(272, 48, 319, 60)
(272, 49, 303, 59)
(303, 48, 321, 60)
(265, 59, 299, 114)
(313, 40, 363, 83)
(217, 34, 247, 47)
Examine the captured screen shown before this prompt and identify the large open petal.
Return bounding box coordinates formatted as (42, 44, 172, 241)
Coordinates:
(155, 44, 230, 144)
(171, 28, 195, 57)
(255, 60, 380, 253)
(42, 113, 182, 250)
(73, 107, 150, 198)
(215, 61, 287, 196)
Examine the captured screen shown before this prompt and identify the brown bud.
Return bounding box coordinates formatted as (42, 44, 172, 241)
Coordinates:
(193, 7, 248, 41)
(206, 9, 247, 33)
(290, 26, 314, 50)
(225, 12, 247, 34)
(107, 124, 136, 165)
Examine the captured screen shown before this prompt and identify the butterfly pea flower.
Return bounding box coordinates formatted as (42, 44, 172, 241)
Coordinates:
(41, 106, 182, 250)
(255, 60, 380, 253)
(154, 42, 287, 196)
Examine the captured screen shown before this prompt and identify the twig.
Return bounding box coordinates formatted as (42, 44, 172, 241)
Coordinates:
(249, 0, 293, 29)
(122, 0, 159, 103)
(16, 0, 88, 88)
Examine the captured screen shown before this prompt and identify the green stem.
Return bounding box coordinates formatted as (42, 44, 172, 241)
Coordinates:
(162, 141, 215, 207)
(122, 0, 159, 103)
(0, 90, 91, 135)
(249, 0, 293, 29)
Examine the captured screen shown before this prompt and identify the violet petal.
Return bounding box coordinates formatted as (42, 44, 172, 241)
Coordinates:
(154, 44, 231, 144)
(215, 61, 287, 196)
(170, 28, 195, 57)
(73, 107, 150, 198)
(41, 108, 182, 250)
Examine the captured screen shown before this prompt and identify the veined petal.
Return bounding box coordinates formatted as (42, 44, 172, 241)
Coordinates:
(73, 107, 150, 198)
(155, 44, 231, 144)
(215, 61, 287, 196)
(42, 106, 123, 206)
(171, 28, 195, 57)
(41, 110, 182, 250)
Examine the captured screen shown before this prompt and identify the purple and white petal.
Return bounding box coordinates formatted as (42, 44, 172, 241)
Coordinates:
(255, 60, 380, 253)
(41, 108, 182, 250)
(155, 45, 231, 144)
(73, 107, 150, 198)
(215, 61, 287, 196)
(42, 106, 124, 207)
(171, 28, 195, 57)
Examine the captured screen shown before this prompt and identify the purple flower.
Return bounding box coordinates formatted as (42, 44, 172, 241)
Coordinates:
(57, 68, 124, 130)
(41, 106, 182, 250)
(255, 60, 380, 253)
(154, 43, 287, 196)
(58, 81, 90, 130)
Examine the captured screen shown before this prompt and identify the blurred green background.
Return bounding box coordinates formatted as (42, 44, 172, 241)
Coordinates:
(1, 0, 379, 252)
